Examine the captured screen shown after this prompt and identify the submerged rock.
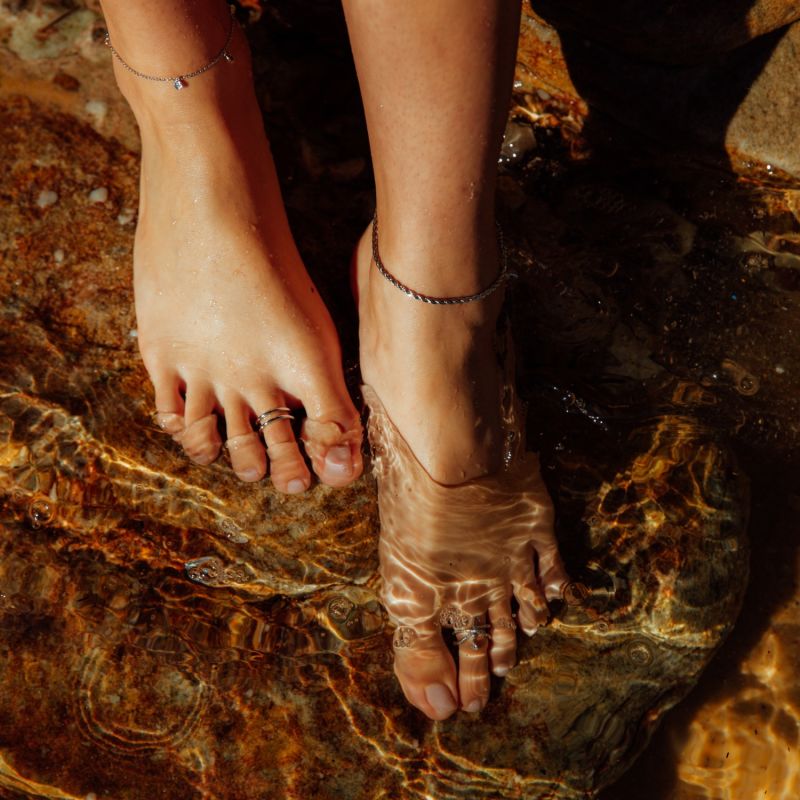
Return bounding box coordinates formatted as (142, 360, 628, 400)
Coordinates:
(0, 89, 750, 798)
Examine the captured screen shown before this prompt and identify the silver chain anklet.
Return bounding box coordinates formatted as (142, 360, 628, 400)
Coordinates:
(104, 4, 237, 91)
(371, 212, 511, 305)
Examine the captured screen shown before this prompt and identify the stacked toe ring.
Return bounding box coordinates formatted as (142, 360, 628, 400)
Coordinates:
(439, 606, 492, 651)
(256, 407, 294, 433)
(224, 407, 296, 483)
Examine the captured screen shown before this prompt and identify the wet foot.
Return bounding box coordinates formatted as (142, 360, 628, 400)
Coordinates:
(356, 221, 568, 719)
(117, 23, 362, 491)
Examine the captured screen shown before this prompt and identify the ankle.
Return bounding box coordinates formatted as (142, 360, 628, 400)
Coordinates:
(369, 212, 504, 300)
(112, 22, 255, 131)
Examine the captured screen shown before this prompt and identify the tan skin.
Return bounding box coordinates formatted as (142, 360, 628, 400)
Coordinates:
(100, 0, 566, 720)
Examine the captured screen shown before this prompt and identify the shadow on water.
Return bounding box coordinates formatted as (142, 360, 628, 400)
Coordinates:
(521, 0, 800, 796)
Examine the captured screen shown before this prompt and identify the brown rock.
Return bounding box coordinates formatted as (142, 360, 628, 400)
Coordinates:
(0, 90, 749, 800)
(515, 13, 800, 183)
(529, 0, 800, 64)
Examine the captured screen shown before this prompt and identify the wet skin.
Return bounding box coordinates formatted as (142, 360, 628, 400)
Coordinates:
(115, 23, 363, 492)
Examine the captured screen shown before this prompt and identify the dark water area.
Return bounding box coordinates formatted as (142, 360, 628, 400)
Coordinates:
(1, 2, 799, 799)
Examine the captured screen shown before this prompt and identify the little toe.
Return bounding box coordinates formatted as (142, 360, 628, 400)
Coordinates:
(255, 401, 310, 494)
(488, 600, 518, 677)
(537, 544, 571, 602)
(393, 632, 458, 721)
(301, 413, 363, 488)
(151, 369, 185, 438)
(148, 363, 184, 414)
(458, 629, 491, 713)
(513, 579, 550, 637)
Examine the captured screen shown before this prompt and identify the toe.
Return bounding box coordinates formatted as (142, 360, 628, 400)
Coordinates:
(252, 396, 310, 494)
(488, 599, 517, 677)
(458, 627, 491, 713)
(151, 367, 184, 415)
(226, 432, 266, 481)
(537, 541, 571, 602)
(393, 633, 459, 721)
(513, 579, 549, 636)
(178, 415, 223, 465)
(223, 398, 266, 482)
(300, 400, 363, 488)
(151, 369, 185, 437)
(177, 382, 221, 465)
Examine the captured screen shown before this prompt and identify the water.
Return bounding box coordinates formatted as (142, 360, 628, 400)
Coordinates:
(1, 1, 799, 798)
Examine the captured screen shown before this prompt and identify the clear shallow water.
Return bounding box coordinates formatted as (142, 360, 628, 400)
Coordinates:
(1, 2, 799, 798)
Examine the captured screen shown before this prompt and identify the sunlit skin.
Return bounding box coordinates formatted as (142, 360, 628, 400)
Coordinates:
(100, 0, 363, 493)
(98, 0, 569, 718)
(363, 384, 568, 718)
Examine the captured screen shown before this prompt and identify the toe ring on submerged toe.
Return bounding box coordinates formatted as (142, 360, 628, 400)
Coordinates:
(439, 606, 491, 650)
(492, 616, 517, 631)
(256, 407, 294, 432)
(392, 626, 418, 649)
(453, 624, 491, 650)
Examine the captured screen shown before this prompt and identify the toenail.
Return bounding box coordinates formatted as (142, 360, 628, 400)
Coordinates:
(464, 700, 482, 714)
(324, 445, 353, 476)
(424, 684, 457, 717)
(494, 666, 510, 677)
(286, 479, 307, 494)
(239, 468, 262, 482)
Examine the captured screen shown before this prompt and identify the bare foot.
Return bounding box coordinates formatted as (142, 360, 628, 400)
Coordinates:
(356, 223, 568, 719)
(117, 23, 362, 491)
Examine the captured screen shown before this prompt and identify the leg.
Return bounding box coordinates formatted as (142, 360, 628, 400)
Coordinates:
(343, 0, 568, 718)
(99, 0, 362, 490)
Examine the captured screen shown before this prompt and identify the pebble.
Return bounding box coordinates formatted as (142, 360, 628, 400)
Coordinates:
(117, 208, 135, 225)
(89, 187, 108, 203)
(85, 99, 107, 126)
(36, 190, 58, 208)
(53, 249, 65, 264)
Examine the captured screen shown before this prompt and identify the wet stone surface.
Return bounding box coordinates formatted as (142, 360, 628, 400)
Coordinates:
(0, 2, 799, 799)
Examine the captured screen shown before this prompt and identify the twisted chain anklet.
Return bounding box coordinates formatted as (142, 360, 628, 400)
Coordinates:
(371, 212, 511, 305)
(105, 5, 237, 91)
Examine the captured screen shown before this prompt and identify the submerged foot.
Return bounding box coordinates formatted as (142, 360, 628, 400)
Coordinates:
(356, 221, 568, 719)
(118, 24, 362, 491)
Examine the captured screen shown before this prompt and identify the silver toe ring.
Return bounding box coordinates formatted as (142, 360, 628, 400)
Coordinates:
(256, 407, 294, 432)
(453, 624, 491, 650)
(393, 626, 418, 649)
(493, 616, 517, 631)
(439, 605, 491, 650)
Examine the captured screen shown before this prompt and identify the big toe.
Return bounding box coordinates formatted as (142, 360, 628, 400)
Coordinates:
(393, 632, 458, 721)
(301, 415, 363, 488)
